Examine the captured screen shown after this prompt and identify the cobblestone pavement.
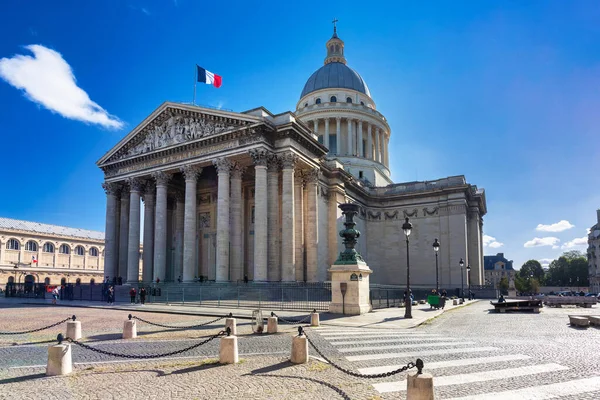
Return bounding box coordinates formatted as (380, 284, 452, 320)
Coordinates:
(2, 302, 600, 399)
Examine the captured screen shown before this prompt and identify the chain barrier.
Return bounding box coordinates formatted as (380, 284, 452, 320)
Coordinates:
(271, 311, 312, 325)
(0, 315, 76, 335)
(58, 328, 228, 359)
(130, 313, 230, 330)
(300, 327, 423, 378)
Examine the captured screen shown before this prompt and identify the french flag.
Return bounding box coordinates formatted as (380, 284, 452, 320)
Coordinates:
(197, 65, 222, 88)
(32, 255, 37, 263)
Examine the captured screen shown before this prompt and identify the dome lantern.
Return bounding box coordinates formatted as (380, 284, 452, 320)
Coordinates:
(325, 18, 346, 65)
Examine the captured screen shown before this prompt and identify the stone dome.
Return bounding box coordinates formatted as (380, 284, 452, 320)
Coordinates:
(300, 62, 371, 99)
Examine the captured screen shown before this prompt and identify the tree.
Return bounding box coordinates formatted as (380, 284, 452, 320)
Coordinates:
(498, 276, 509, 294)
(530, 278, 540, 294)
(519, 260, 545, 284)
(545, 251, 589, 286)
(514, 275, 529, 294)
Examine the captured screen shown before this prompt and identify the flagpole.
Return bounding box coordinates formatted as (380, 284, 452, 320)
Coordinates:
(193, 65, 197, 105)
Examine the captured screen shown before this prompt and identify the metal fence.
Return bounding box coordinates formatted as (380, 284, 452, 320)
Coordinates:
(369, 284, 498, 309)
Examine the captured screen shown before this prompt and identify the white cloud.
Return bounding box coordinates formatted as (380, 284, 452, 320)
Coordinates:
(523, 237, 560, 248)
(561, 236, 588, 249)
(483, 235, 504, 248)
(0, 45, 123, 129)
(538, 258, 554, 267)
(141, 8, 150, 15)
(535, 220, 575, 232)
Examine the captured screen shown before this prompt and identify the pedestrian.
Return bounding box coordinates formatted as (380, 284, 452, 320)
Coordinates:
(139, 287, 146, 305)
(498, 294, 506, 303)
(117, 276, 122, 285)
(244, 275, 248, 284)
(156, 278, 160, 284)
(129, 287, 137, 304)
(178, 275, 182, 283)
(51, 287, 59, 305)
(441, 289, 447, 298)
(107, 286, 114, 305)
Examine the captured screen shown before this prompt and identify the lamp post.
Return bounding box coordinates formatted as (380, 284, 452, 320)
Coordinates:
(433, 238, 440, 293)
(13, 265, 18, 285)
(403, 217, 413, 319)
(459, 258, 464, 302)
(466, 264, 471, 300)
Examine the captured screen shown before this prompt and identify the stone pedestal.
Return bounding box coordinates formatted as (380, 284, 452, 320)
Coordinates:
(291, 335, 308, 364)
(123, 320, 137, 339)
(47, 344, 72, 376)
(66, 321, 81, 340)
(267, 317, 278, 333)
(219, 335, 238, 364)
(225, 318, 237, 336)
(310, 312, 320, 327)
(406, 371, 434, 400)
(328, 264, 373, 315)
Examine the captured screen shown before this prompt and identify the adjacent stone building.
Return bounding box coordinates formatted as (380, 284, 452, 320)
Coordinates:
(484, 253, 516, 290)
(588, 210, 600, 293)
(97, 27, 487, 287)
(0, 217, 106, 286)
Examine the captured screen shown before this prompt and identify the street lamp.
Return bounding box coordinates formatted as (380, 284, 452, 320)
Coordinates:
(403, 217, 413, 319)
(466, 264, 471, 300)
(433, 238, 440, 293)
(459, 258, 465, 302)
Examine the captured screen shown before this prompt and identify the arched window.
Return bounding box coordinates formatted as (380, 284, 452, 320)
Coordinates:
(6, 239, 20, 250)
(304, 103, 308, 108)
(44, 277, 51, 285)
(43, 242, 55, 253)
(25, 241, 38, 252)
(335, 44, 340, 53)
(59, 244, 70, 254)
(60, 278, 66, 285)
(330, 96, 337, 103)
(76, 278, 81, 286)
(90, 278, 95, 285)
(315, 98, 321, 105)
(74, 245, 85, 256)
(329, 45, 334, 53)
(346, 97, 352, 103)
(89, 247, 99, 257)
(8, 276, 14, 284)
(360, 101, 365, 106)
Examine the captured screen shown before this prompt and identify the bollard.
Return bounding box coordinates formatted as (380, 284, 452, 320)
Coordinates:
(47, 334, 72, 376)
(66, 315, 81, 340)
(267, 313, 278, 334)
(219, 327, 238, 364)
(123, 314, 137, 339)
(407, 359, 433, 400)
(310, 309, 320, 327)
(225, 313, 237, 336)
(291, 326, 309, 364)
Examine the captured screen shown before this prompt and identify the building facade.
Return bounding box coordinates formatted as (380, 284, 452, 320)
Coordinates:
(484, 253, 516, 290)
(0, 217, 106, 286)
(97, 27, 487, 287)
(588, 210, 600, 293)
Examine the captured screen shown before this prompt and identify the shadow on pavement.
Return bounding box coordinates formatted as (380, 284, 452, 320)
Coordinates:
(252, 373, 351, 400)
(0, 373, 46, 385)
(169, 362, 221, 375)
(248, 360, 295, 374)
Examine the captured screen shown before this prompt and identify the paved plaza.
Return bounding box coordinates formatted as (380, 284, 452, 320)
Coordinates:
(1, 301, 600, 399)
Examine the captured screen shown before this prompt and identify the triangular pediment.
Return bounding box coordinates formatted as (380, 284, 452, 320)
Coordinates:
(97, 102, 261, 166)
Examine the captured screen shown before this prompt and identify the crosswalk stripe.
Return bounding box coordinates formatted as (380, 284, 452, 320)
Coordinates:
(337, 341, 475, 353)
(315, 332, 441, 338)
(372, 363, 569, 393)
(445, 375, 600, 400)
(357, 354, 531, 375)
(346, 346, 498, 362)
(330, 337, 462, 346)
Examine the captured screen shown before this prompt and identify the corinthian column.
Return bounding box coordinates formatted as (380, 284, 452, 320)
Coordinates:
(174, 190, 184, 281)
(294, 169, 304, 281)
(230, 162, 244, 282)
(367, 124, 373, 160)
(267, 155, 280, 281)
(181, 165, 202, 282)
(280, 152, 297, 282)
(324, 118, 330, 152)
(249, 149, 269, 281)
(357, 121, 363, 158)
(102, 182, 120, 280)
(347, 119, 353, 155)
(152, 171, 172, 282)
(335, 117, 341, 155)
(213, 158, 232, 282)
(142, 181, 155, 282)
(118, 186, 130, 280)
(375, 127, 381, 163)
(304, 169, 319, 282)
(126, 178, 143, 283)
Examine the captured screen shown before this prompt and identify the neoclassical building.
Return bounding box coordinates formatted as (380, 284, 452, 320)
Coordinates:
(588, 210, 600, 293)
(97, 26, 487, 287)
(0, 217, 106, 285)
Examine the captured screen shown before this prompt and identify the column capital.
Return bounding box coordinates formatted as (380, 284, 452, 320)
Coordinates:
(230, 161, 246, 179)
(126, 177, 145, 193)
(213, 157, 233, 173)
(335, 116, 341, 122)
(294, 169, 305, 184)
(278, 152, 298, 169)
(152, 171, 172, 186)
(266, 153, 280, 171)
(304, 168, 320, 184)
(102, 182, 121, 196)
(144, 180, 156, 196)
(249, 148, 270, 166)
(181, 165, 203, 181)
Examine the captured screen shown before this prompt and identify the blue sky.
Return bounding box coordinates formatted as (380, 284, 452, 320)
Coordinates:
(1, 0, 599, 270)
